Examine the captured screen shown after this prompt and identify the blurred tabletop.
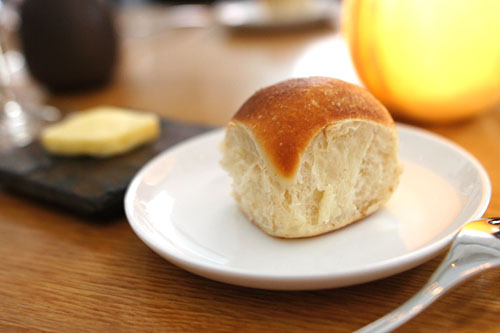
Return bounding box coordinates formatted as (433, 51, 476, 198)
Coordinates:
(1, 3, 500, 332)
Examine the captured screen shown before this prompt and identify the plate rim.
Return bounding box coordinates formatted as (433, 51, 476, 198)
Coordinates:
(124, 123, 491, 289)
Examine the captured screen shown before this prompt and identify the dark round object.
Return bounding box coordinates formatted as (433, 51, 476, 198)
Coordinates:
(19, 0, 118, 92)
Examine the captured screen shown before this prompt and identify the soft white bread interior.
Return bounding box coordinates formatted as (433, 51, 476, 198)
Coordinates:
(220, 77, 401, 238)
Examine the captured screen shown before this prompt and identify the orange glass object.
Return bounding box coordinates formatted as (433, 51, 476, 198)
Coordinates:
(342, 0, 500, 123)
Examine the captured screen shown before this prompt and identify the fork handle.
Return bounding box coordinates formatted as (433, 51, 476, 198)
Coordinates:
(356, 218, 500, 333)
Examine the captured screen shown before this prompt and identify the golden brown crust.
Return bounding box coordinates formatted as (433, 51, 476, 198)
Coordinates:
(231, 77, 395, 179)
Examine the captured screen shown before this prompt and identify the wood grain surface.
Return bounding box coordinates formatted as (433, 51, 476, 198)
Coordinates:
(1, 4, 499, 332)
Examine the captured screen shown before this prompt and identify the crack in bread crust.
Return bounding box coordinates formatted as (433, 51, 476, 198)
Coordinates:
(233, 77, 395, 180)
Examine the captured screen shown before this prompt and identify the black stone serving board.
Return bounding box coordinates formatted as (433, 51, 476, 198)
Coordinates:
(0, 119, 214, 218)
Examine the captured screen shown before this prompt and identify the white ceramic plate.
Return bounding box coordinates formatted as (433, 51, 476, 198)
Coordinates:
(214, 0, 337, 30)
(125, 124, 491, 290)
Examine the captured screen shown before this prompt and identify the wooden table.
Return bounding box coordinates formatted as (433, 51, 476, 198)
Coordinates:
(1, 5, 499, 332)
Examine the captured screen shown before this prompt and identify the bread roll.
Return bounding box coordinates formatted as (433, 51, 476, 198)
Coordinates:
(220, 77, 401, 238)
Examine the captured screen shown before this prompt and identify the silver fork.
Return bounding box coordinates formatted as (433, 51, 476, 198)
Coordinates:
(356, 217, 500, 333)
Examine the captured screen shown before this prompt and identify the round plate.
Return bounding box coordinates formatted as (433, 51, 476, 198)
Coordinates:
(125, 124, 491, 290)
(214, 0, 337, 30)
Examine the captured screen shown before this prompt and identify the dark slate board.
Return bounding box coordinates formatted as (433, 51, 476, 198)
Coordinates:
(0, 119, 214, 218)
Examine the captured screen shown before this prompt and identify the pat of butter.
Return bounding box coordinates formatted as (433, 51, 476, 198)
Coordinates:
(41, 107, 160, 157)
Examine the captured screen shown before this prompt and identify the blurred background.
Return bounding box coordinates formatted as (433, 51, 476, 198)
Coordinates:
(0, 0, 499, 145)
(0, 0, 348, 139)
